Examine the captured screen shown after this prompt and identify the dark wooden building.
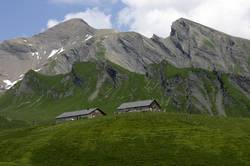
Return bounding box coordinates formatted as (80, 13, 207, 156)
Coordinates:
(56, 108, 106, 123)
(117, 99, 161, 113)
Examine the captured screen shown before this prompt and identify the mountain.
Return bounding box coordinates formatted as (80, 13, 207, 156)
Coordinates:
(166, 18, 250, 76)
(1, 18, 250, 91)
(0, 18, 250, 166)
(0, 60, 249, 121)
(0, 18, 250, 121)
(0, 116, 27, 129)
(0, 19, 96, 92)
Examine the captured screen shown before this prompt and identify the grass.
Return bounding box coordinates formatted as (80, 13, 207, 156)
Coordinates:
(0, 61, 168, 122)
(0, 112, 250, 165)
(0, 60, 249, 122)
(221, 75, 250, 116)
(161, 61, 189, 78)
(233, 63, 243, 74)
(0, 116, 28, 130)
(96, 40, 106, 60)
(0, 61, 250, 165)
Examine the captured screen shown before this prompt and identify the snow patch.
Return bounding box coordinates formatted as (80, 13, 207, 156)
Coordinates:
(37, 55, 42, 60)
(3, 80, 13, 89)
(19, 74, 24, 78)
(85, 34, 93, 41)
(3, 78, 23, 90)
(48, 49, 58, 59)
(31, 52, 39, 57)
(57, 47, 65, 54)
(48, 47, 64, 59)
(34, 68, 42, 72)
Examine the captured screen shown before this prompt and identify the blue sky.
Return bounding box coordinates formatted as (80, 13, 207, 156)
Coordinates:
(1, 0, 250, 41)
(0, 0, 124, 41)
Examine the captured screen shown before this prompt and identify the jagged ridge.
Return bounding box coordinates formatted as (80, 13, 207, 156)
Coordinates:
(1, 18, 250, 93)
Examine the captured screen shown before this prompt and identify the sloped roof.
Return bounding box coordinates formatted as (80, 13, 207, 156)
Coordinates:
(56, 108, 101, 119)
(117, 100, 156, 110)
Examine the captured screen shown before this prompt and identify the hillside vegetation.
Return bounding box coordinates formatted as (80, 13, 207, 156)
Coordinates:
(0, 113, 250, 166)
(0, 116, 28, 130)
(0, 61, 249, 122)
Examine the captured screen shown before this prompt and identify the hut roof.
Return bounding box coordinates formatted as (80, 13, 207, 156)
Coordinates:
(117, 100, 158, 110)
(56, 108, 103, 119)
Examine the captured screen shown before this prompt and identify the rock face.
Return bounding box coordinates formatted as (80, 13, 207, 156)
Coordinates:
(0, 18, 250, 91)
(0, 19, 96, 90)
(166, 18, 250, 76)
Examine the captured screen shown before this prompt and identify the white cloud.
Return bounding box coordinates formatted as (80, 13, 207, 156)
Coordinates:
(65, 8, 112, 28)
(118, 0, 250, 39)
(47, 8, 112, 29)
(47, 19, 60, 29)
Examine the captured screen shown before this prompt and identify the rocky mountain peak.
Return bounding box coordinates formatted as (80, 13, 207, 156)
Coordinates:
(45, 18, 93, 33)
(34, 18, 96, 42)
(170, 18, 215, 40)
(58, 18, 90, 27)
(0, 18, 250, 93)
(168, 18, 250, 77)
(0, 18, 98, 92)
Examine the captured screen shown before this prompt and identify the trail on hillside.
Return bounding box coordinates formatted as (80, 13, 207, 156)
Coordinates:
(88, 73, 108, 101)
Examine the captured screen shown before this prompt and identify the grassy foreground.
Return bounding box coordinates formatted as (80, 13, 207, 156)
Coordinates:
(0, 112, 250, 166)
(0, 116, 28, 130)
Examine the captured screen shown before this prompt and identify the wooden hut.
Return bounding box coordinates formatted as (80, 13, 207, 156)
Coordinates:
(117, 99, 161, 113)
(56, 108, 105, 123)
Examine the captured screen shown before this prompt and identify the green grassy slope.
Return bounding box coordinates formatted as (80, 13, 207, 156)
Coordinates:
(149, 62, 250, 116)
(0, 61, 249, 122)
(0, 113, 250, 166)
(0, 61, 168, 122)
(0, 116, 28, 130)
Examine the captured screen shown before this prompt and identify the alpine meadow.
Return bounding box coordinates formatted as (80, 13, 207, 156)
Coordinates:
(0, 1, 250, 165)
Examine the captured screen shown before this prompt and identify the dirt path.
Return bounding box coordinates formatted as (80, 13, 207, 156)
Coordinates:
(88, 73, 108, 101)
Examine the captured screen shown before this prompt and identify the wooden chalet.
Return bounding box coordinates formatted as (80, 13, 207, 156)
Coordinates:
(56, 108, 106, 123)
(117, 99, 161, 113)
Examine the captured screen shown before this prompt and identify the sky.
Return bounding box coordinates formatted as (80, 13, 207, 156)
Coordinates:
(0, 0, 250, 41)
